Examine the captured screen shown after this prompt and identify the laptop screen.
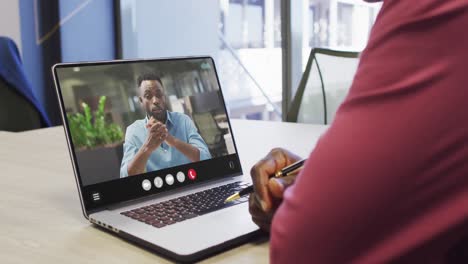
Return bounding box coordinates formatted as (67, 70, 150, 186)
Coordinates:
(54, 57, 242, 211)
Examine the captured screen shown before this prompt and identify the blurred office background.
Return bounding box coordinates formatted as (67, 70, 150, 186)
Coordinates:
(0, 0, 381, 130)
(57, 59, 224, 129)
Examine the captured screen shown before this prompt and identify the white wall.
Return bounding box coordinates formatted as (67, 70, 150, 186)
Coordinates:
(120, 0, 219, 59)
(0, 0, 21, 51)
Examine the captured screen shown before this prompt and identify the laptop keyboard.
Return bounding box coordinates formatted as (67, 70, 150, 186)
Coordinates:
(120, 181, 250, 228)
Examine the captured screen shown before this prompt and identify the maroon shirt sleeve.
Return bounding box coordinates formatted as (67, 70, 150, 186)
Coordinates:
(270, 1, 468, 263)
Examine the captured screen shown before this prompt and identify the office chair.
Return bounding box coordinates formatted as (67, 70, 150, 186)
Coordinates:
(287, 48, 360, 124)
(192, 112, 227, 158)
(188, 91, 228, 157)
(0, 36, 50, 131)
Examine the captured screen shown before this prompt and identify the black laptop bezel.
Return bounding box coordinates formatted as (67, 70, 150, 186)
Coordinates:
(52, 56, 243, 216)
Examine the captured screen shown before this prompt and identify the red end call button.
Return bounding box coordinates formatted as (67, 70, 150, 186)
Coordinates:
(188, 169, 197, 180)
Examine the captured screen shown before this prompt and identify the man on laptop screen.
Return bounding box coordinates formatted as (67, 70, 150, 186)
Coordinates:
(120, 73, 211, 177)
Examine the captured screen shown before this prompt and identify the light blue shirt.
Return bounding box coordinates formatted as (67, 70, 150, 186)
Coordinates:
(120, 111, 211, 177)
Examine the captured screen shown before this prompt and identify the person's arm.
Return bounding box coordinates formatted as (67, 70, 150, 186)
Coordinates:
(126, 144, 154, 176)
(165, 116, 211, 162)
(185, 117, 211, 160)
(120, 141, 137, 178)
(120, 125, 142, 178)
(270, 98, 426, 263)
(166, 134, 201, 162)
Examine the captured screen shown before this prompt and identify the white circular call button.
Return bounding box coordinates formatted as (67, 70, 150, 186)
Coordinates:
(176, 171, 185, 183)
(165, 174, 174, 185)
(142, 179, 151, 191)
(154, 177, 163, 188)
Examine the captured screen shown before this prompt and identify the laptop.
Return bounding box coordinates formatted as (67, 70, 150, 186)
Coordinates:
(52, 56, 260, 262)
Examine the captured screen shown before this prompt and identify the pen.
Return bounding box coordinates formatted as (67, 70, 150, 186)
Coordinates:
(224, 159, 307, 203)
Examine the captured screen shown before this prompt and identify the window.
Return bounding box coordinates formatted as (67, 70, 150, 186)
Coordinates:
(306, 0, 382, 50)
(118, 0, 381, 121)
(120, 0, 282, 121)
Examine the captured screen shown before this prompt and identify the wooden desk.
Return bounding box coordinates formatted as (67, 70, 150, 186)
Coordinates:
(0, 119, 327, 263)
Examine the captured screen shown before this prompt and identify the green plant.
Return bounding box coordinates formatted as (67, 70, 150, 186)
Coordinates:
(67, 96, 123, 149)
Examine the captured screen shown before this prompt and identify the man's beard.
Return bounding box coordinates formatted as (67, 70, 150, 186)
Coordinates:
(148, 108, 167, 123)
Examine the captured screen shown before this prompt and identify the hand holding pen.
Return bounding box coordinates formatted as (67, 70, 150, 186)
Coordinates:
(232, 148, 305, 232)
(224, 158, 306, 203)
